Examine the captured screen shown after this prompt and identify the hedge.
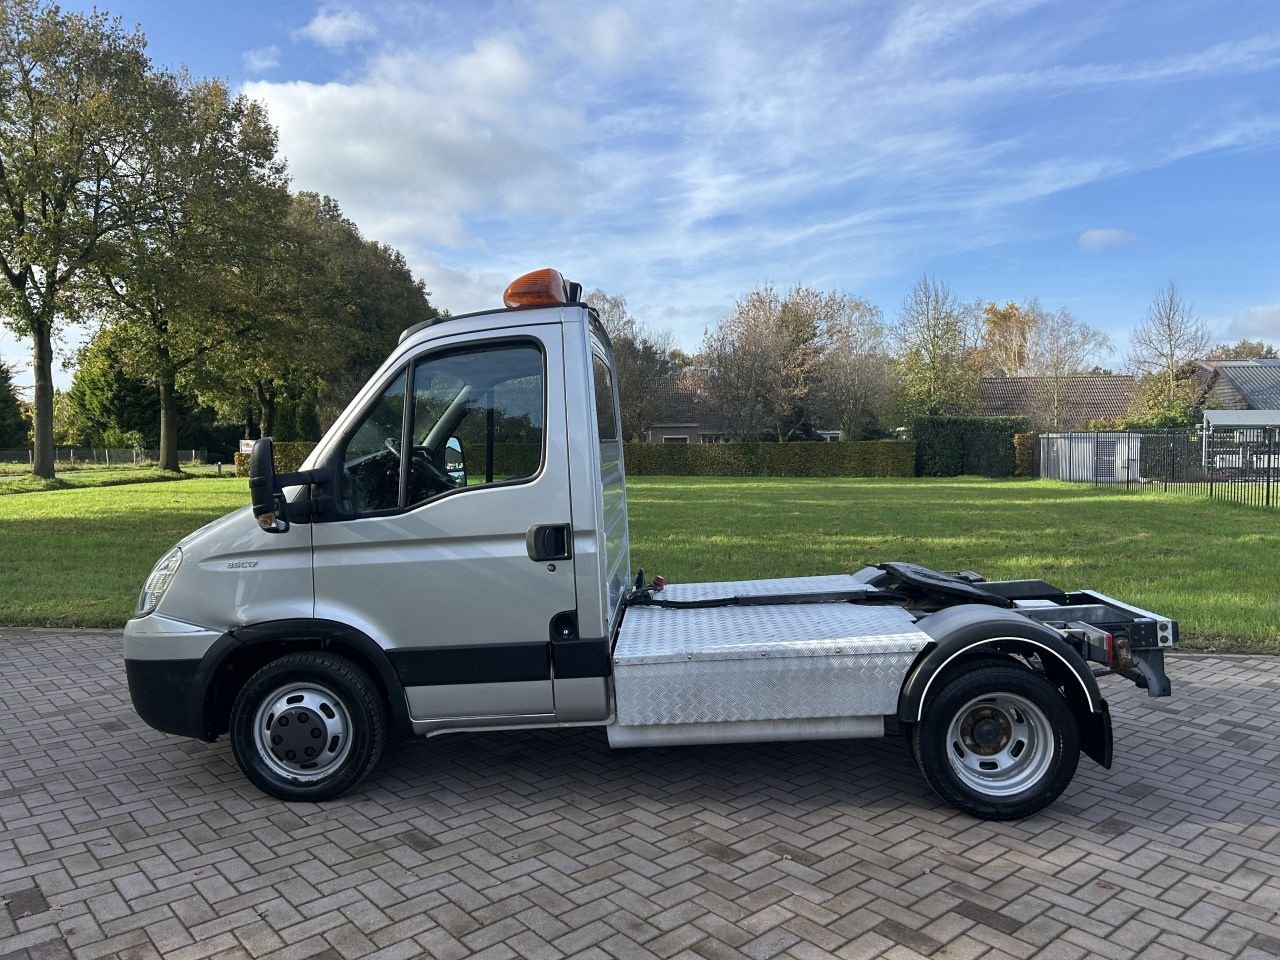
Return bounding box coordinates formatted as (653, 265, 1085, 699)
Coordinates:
(622, 441, 915, 477)
(232, 439, 915, 479)
(913, 416, 1031, 477)
(1013, 432, 1039, 477)
(234, 441, 318, 477)
(232, 441, 544, 480)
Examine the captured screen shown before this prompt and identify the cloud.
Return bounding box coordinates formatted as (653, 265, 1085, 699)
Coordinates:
(242, 2, 1280, 343)
(296, 6, 376, 51)
(1078, 227, 1135, 252)
(878, 0, 1051, 61)
(241, 45, 280, 74)
(245, 38, 585, 253)
(1227, 305, 1280, 340)
(584, 8, 632, 68)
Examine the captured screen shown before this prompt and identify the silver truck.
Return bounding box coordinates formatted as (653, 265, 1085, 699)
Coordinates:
(124, 268, 1176, 820)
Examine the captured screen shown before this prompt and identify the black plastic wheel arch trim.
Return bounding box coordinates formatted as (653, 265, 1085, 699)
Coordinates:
(190, 619, 415, 742)
(897, 603, 1112, 769)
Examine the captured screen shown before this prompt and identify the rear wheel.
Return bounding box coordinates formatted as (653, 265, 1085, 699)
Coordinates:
(230, 652, 386, 801)
(912, 661, 1078, 820)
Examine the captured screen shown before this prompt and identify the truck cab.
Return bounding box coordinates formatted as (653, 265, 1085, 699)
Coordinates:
(125, 269, 1175, 820)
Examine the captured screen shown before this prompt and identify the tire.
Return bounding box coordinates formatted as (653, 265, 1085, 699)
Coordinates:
(230, 652, 386, 802)
(911, 661, 1079, 820)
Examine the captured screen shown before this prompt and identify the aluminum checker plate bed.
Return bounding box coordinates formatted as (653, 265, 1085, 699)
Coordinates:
(610, 576, 931, 745)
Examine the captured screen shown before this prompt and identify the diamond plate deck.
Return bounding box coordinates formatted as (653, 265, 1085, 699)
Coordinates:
(650, 573, 872, 601)
(613, 576, 930, 727)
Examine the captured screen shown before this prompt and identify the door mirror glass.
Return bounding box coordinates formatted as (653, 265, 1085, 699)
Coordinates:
(445, 436, 467, 487)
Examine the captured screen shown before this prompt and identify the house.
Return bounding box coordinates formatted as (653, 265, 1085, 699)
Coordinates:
(978, 375, 1137, 429)
(1194, 359, 1280, 411)
(644, 378, 729, 443)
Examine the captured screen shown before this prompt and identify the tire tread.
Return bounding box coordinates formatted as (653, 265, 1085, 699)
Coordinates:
(911, 661, 1079, 820)
(230, 651, 386, 801)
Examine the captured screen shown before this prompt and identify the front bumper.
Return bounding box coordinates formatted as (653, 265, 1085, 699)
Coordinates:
(124, 614, 223, 739)
(125, 657, 202, 737)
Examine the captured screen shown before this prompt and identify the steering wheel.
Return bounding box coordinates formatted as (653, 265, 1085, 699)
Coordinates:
(385, 437, 456, 492)
(415, 451, 457, 491)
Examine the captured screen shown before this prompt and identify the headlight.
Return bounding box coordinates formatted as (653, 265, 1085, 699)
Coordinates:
(136, 547, 182, 616)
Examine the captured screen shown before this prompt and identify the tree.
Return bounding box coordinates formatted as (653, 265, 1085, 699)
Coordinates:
(194, 192, 437, 439)
(1023, 304, 1112, 429)
(96, 74, 287, 470)
(893, 275, 981, 419)
(701, 285, 829, 441)
(62, 329, 157, 445)
(979, 300, 1035, 377)
(1124, 366, 1202, 428)
(809, 296, 893, 439)
(62, 327, 243, 459)
(0, 361, 26, 447)
(0, 1, 157, 478)
(1206, 338, 1278, 360)
(585, 288, 679, 440)
(1127, 281, 1209, 401)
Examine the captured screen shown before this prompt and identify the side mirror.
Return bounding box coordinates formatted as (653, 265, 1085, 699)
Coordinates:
(248, 437, 330, 533)
(248, 438, 288, 532)
(446, 436, 467, 487)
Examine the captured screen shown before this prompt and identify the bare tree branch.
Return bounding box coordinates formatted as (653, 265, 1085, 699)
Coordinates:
(1126, 281, 1209, 399)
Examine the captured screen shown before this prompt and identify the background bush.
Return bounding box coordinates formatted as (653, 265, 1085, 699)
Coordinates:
(1013, 431, 1039, 477)
(234, 441, 317, 477)
(914, 416, 1031, 477)
(233, 440, 916, 479)
(623, 441, 915, 477)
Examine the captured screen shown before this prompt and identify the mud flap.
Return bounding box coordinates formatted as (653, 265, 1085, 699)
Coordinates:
(1081, 699, 1113, 769)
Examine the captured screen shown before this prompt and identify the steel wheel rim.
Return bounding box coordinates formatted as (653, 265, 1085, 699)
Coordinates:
(252, 681, 353, 783)
(944, 692, 1055, 798)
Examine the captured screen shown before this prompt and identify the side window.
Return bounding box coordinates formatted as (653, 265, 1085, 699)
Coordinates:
(592, 353, 618, 443)
(405, 342, 544, 507)
(339, 370, 406, 514)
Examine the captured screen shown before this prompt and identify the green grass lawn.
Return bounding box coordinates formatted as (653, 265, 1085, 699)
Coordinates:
(0, 462, 236, 495)
(0, 467, 193, 496)
(0, 476, 1274, 650)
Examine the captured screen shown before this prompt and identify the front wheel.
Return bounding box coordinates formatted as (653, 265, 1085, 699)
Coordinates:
(230, 652, 386, 801)
(912, 661, 1079, 820)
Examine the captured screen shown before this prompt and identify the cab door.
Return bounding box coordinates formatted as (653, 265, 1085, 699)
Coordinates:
(312, 323, 576, 727)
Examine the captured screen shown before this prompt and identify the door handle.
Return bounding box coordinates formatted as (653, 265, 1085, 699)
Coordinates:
(526, 524, 572, 562)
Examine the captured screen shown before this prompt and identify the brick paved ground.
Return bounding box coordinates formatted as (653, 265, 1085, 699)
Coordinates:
(2, 629, 1279, 960)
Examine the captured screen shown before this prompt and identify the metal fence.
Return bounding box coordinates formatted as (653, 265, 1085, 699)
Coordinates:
(0, 447, 207, 465)
(1040, 428, 1278, 508)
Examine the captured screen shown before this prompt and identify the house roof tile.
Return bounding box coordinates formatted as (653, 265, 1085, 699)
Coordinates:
(978, 375, 1136, 424)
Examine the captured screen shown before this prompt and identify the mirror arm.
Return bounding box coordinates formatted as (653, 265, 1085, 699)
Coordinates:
(276, 467, 328, 489)
(276, 467, 336, 523)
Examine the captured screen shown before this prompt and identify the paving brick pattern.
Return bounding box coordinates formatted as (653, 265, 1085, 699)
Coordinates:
(2, 628, 1279, 960)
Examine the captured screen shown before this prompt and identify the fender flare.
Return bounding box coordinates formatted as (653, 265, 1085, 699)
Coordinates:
(898, 604, 1112, 768)
(190, 619, 412, 741)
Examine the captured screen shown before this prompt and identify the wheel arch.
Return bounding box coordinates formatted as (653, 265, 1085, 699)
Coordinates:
(898, 604, 1112, 769)
(191, 619, 412, 742)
